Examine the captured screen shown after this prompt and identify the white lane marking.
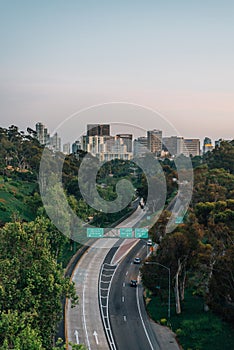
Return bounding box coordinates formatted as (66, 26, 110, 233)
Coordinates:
(126, 271, 128, 276)
(93, 331, 99, 345)
(74, 330, 79, 344)
(136, 284, 154, 350)
(82, 281, 91, 350)
(123, 315, 127, 322)
(123, 282, 126, 287)
(99, 264, 118, 350)
(122, 296, 125, 302)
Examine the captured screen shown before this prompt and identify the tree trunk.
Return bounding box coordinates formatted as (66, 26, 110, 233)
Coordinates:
(180, 270, 187, 301)
(174, 259, 182, 314)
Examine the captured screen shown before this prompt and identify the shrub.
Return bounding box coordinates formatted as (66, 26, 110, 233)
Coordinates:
(160, 318, 167, 325)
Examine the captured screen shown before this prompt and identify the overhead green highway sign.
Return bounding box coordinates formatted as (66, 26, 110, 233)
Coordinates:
(135, 228, 148, 238)
(120, 228, 133, 238)
(87, 228, 104, 238)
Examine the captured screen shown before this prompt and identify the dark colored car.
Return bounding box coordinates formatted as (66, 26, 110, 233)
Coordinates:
(130, 279, 137, 287)
(133, 257, 141, 264)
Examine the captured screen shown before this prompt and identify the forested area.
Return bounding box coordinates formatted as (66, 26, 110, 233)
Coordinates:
(1, 125, 233, 349)
(0, 125, 143, 349)
(141, 140, 234, 349)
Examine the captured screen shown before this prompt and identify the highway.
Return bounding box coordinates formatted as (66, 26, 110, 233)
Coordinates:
(65, 206, 146, 350)
(108, 241, 161, 350)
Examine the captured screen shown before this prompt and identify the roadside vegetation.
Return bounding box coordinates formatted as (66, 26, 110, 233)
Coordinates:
(1, 125, 233, 349)
(141, 140, 234, 350)
(0, 125, 145, 349)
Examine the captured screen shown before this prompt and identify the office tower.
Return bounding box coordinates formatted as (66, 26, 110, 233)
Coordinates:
(147, 129, 162, 156)
(116, 134, 133, 152)
(87, 124, 110, 136)
(97, 135, 132, 162)
(133, 137, 149, 156)
(35, 122, 50, 145)
(82, 135, 105, 154)
(183, 139, 200, 157)
(72, 140, 82, 153)
(50, 132, 61, 152)
(163, 136, 185, 157)
(63, 143, 70, 155)
(203, 137, 213, 154)
(82, 126, 133, 162)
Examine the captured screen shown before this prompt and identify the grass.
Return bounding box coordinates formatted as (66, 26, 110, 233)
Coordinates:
(146, 289, 234, 350)
(0, 176, 37, 223)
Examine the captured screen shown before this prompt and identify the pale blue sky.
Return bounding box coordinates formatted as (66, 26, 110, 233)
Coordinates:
(0, 0, 233, 143)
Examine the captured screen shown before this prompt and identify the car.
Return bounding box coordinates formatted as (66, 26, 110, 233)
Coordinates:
(130, 279, 137, 287)
(133, 257, 141, 264)
(147, 239, 152, 246)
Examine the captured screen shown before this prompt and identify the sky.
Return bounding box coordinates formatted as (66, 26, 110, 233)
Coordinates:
(0, 0, 233, 144)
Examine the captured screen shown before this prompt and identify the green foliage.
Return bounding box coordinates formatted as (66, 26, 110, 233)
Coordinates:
(204, 140, 234, 175)
(147, 290, 234, 350)
(0, 310, 44, 350)
(142, 140, 234, 338)
(0, 219, 78, 349)
(0, 177, 38, 224)
(179, 316, 223, 350)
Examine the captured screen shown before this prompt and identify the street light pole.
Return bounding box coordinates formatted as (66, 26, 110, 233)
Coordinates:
(145, 261, 171, 320)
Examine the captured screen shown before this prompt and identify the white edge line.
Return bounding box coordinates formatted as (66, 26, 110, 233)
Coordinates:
(99, 264, 118, 350)
(106, 264, 118, 350)
(83, 276, 91, 350)
(136, 279, 155, 350)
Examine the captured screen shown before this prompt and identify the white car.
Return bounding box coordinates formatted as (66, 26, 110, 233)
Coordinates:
(147, 239, 152, 246)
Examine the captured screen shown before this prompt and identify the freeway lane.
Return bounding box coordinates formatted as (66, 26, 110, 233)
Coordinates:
(109, 241, 161, 350)
(66, 206, 146, 350)
(66, 238, 118, 350)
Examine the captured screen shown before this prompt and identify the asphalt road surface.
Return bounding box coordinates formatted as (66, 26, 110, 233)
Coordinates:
(109, 241, 161, 350)
(66, 206, 146, 350)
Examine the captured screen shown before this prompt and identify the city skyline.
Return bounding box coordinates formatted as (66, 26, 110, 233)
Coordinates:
(0, 1, 233, 142)
(34, 119, 224, 148)
(35, 121, 206, 158)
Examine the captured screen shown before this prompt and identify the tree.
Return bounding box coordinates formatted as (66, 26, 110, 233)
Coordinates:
(0, 219, 78, 349)
(0, 310, 44, 350)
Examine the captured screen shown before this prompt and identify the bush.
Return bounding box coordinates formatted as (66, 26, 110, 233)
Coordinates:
(160, 318, 167, 325)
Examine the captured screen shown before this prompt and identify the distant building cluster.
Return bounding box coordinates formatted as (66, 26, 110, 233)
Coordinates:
(35, 122, 221, 159)
(81, 124, 133, 161)
(35, 122, 70, 154)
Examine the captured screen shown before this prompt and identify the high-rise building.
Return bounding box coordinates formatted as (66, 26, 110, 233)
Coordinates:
(183, 139, 200, 157)
(35, 122, 50, 145)
(50, 132, 61, 152)
(87, 124, 110, 136)
(63, 143, 70, 155)
(147, 129, 162, 156)
(72, 140, 82, 153)
(82, 135, 106, 154)
(116, 134, 133, 152)
(133, 137, 149, 156)
(163, 136, 185, 157)
(203, 137, 213, 154)
(82, 128, 133, 162)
